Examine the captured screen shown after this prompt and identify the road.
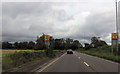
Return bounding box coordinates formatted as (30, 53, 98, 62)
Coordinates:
(37, 51, 119, 72)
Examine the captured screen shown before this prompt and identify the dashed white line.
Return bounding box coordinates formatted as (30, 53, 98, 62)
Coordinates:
(78, 57, 80, 59)
(84, 62, 89, 67)
(74, 54, 77, 56)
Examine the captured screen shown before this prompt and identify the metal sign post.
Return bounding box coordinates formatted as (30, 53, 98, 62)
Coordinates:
(111, 33, 119, 54)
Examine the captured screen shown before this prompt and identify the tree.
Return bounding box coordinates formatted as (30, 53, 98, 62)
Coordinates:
(118, 44, 120, 55)
(34, 34, 46, 50)
(0, 41, 2, 49)
(66, 38, 73, 49)
(60, 38, 66, 50)
(54, 38, 66, 50)
(84, 43, 91, 50)
(72, 40, 82, 50)
(90, 37, 107, 48)
(27, 41, 35, 49)
(54, 39, 62, 49)
(16, 42, 28, 49)
(2, 42, 13, 49)
(14, 42, 19, 49)
(49, 36, 55, 49)
(22, 42, 28, 49)
(45, 48, 55, 58)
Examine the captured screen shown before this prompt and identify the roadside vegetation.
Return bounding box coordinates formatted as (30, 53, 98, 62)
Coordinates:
(2, 33, 120, 71)
(77, 44, 120, 63)
(2, 33, 83, 50)
(76, 37, 120, 63)
(2, 50, 65, 72)
(2, 34, 82, 72)
(2, 33, 81, 72)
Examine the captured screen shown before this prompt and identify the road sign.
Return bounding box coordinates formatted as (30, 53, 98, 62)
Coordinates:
(112, 33, 119, 40)
(111, 33, 119, 54)
(45, 35, 50, 41)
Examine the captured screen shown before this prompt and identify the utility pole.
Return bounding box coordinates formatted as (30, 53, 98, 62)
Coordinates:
(115, 0, 119, 55)
(116, 0, 118, 33)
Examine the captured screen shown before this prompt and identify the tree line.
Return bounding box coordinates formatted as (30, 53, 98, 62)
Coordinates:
(2, 41, 35, 49)
(2, 34, 108, 50)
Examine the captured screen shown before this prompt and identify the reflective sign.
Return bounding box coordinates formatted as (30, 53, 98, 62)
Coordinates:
(112, 33, 119, 40)
(45, 35, 50, 41)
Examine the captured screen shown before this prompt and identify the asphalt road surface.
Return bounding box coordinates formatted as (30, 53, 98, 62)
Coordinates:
(37, 51, 119, 72)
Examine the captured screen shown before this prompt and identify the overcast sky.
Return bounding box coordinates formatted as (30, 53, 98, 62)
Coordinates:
(1, 0, 120, 44)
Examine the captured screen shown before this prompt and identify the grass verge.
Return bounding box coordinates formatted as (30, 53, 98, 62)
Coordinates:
(2, 50, 65, 72)
(77, 50, 120, 63)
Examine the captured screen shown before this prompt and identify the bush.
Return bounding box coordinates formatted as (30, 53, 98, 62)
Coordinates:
(2, 51, 46, 71)
(45, 49, 55, 58)
(96, 45, 111, 53)
(2, 54, 13, 70)
(2, 50, 65, 71)
(77, 45, 120, 63)
(118, 44, 120, 55)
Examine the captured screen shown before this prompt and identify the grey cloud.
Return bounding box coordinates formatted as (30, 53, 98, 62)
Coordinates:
(2, 2, 74, 42)
(67, 9, 115, 43)
(53, 9, 74, 21)
(83, 10, 115, 36)
(2, 2, 116, 44)
(2, 2, 53, 19)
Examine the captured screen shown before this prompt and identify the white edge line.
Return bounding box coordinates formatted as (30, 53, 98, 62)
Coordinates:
(38, 53, 66, 72)
(74, 54, 77, 56)
(101, 58, 119, 65)
(84, 62, 89, 67)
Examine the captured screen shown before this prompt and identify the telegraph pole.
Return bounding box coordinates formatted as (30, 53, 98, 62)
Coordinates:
(115, 0, 119, 55)
(116, 0, 118, 33)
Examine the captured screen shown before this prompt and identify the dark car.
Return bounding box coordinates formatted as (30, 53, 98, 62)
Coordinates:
(67, 49, 73, 54)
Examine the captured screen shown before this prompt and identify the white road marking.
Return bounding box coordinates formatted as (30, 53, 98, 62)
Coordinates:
(84, 53, 119, 64)
(78, 57, 80, 59)
(76, 54, 77, 56)
(74, 54, 77, 56)
(100, 58, 119, 65)
(76, 51, 119, 65)
(38, 53, 66, 72)
(84, 62, 89, 67)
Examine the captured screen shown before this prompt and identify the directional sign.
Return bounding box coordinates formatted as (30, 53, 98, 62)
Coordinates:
(112, 33, 119, 40)
(45, 35, 50, 41)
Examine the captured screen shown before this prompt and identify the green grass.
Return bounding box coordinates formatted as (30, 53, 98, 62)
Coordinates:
(3, 51, 46, 71)
(2, 50, 65, 72)
(77, 45, 120, 63)
(77, 50, 120, 63)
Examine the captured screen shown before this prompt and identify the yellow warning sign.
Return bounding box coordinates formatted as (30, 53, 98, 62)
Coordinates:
(112, 33, 119, 40)
(45, 35, 50, 41)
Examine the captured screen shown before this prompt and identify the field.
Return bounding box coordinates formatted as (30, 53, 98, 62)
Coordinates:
(2, 49, 62, 56)
(2, 49, 65, 72)
(2, 49, 44, 54)
(2, 49, 45, 57)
